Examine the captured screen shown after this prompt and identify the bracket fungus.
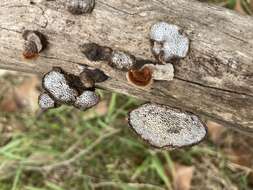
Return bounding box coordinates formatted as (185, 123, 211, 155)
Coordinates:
(38, 92, 57, 110)
(80, 43, 112, 62)
(22, 30, 47, 59)
(42, 69, 78, 104)
(110, 50, 136, 71)
(150, 22, 189, 62)
(127, 67, 153, 89)
(74, 90, 100, 110)
(40, 67, 103, 112)
(128, 103, 207, 148)
(144, 63, 174, 81)
(67, 0, 95, 15)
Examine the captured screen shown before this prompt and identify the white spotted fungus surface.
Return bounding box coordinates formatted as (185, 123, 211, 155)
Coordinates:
(38, 93, 55, 109)
(150, 22, 189, 61)
(128, 103, 207, 148)
(74, 90, 100, 110)
(110, 51, 135, 70)
(43, 71, 78, 103)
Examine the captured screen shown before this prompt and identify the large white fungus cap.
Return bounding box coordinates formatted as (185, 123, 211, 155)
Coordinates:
(43, 70, 78, 103)
(38, 93, 56, 110)
(128, 103, 207, 148)
(150, 22, 189, 62)
(74, 90, 100, 110)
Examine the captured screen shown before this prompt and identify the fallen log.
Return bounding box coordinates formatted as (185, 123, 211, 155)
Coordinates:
(0, 0, 252, 133)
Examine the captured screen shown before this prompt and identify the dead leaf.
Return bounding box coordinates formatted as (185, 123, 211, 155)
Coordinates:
(173, 164, 194, 190)
(224, 148, 252, 168)
(206, 121, 226, 144)
(0, 76, 40, 112)
(234, 0, 246, 14)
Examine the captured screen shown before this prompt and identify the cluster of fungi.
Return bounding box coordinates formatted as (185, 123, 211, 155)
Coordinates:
(22, 0, 207, 149)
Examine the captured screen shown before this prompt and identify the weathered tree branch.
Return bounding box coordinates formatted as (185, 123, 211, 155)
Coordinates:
(0, 0, 252, 133)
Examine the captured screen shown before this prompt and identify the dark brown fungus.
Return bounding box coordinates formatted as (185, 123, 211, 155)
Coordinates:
(80, 43, 112, 62)
(128, 103, 207, 149)
(79, 70, 95, 89)
(67, 0, 95, 15)
(22, 30, 47, 59)
(127, 67, 153, 88)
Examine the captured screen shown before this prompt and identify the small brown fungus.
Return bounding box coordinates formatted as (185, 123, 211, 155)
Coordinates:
(128, 103, 207, 148)
(67, 0, 95, 15)
(79, 70, 95, 89)
(127, 67, 153, 88)
(109, 50, 136, 71)
(80, 43, 112, 62)
(22, 30, 47, 59)
(74, 90, 100, 110)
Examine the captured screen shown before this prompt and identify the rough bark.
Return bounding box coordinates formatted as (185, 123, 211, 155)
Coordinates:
(0, 0, 252, 133)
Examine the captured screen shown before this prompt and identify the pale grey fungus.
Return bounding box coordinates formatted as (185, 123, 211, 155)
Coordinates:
(150, 22, 189, 62)
(22, 30, 47, 59)
(74, 90, 100, 110)
(110, 50, 136, 71)
(128, 103, 207, 148)
(144, 63, 174, 81)
(67, 0, 95, 15)
(43, 70, 78, 104)
(38, 92, 56, 110)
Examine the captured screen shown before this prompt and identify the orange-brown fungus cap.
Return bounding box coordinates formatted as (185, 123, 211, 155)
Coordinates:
(127, 67, 153, 87)
(23, 52, 39, 59)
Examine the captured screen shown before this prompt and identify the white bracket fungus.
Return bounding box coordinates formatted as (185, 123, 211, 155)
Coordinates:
(67, 0, 95, 15)
(144, 63, 174, 81)
(74, 90, 100, 110)
(38, 92, 57, 110)
(150, 22, 189, 62)
(42, 69, 78, 104)
(128, 103, 207, 148)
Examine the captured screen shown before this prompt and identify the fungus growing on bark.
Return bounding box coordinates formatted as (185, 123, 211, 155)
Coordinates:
(150, 22, 189, 62)
(128, 103, 207, 148)
(67, 0, 95, 15)
(74, 90, 100, 110)
(42, 69, 78, 104)
(80, 43, 112, 62)
(110, 50, 136, 71)
(38, 92, 58, 110)
(22, 30, 47, 59)
(79, 70, 95, 89)
(144, 63, 174, 81)
(127, 67, 153, 88)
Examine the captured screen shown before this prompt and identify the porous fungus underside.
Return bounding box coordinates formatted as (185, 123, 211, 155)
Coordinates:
(128, 103, 207, 148)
